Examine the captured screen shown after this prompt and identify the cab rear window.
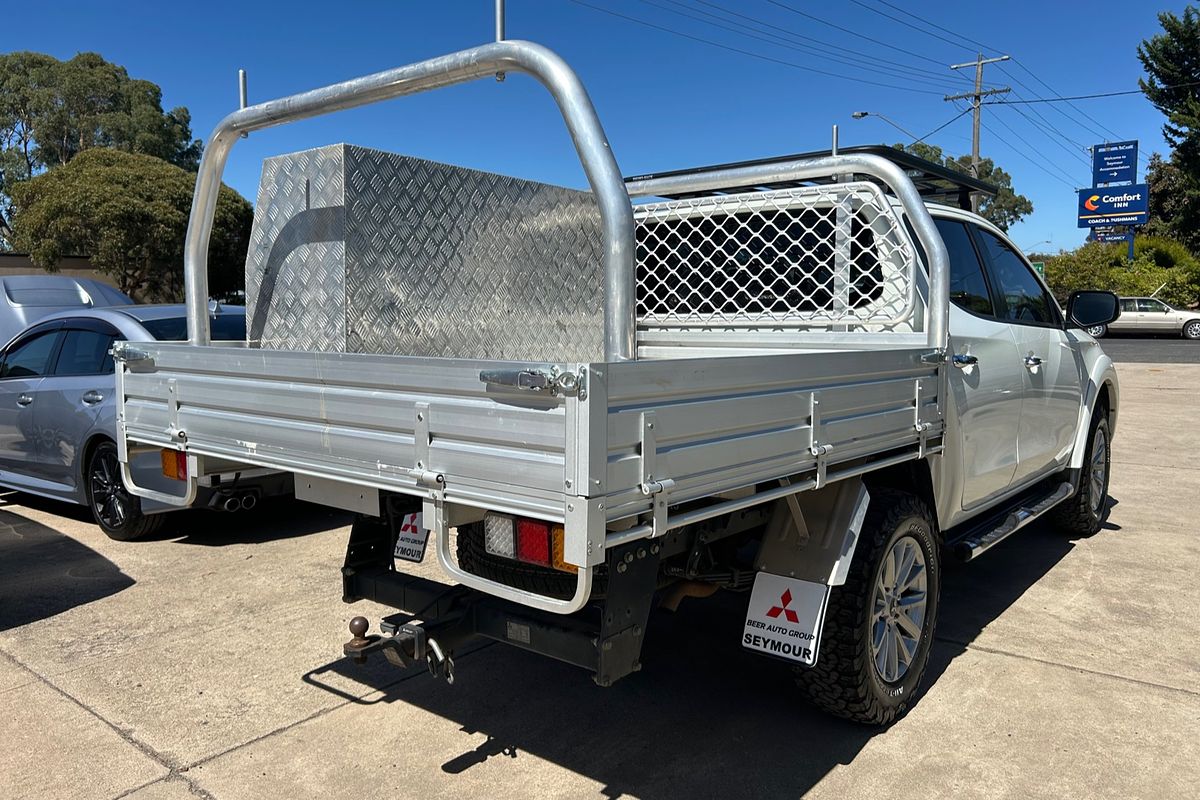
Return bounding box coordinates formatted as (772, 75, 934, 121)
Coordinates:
(139, 315, 246, 341)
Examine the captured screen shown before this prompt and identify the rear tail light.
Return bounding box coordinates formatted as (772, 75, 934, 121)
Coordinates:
(516, 518, 551, 566)
(483, 514, 516, 559)
(481, 513, 575, 573)
(160, 449, 187, 480)
(550, 524, 577, 574)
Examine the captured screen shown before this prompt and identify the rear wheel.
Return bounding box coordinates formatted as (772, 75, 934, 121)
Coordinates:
(793, 489, 940, 726)
(1052, 412, 1111, 536)
(1183, 320, 1200, 340)
(86, 441, 164, 541)
(1086, 323, 1107, 338)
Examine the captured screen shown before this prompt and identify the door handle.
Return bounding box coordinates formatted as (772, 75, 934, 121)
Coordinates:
(952, 353, 978, 369)
(1024, 355, 1044, 370)
(16, 394, 32, 406)
(82, 390, 105, 405)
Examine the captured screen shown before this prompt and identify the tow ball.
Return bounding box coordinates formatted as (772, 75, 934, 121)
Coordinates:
(343, 616, 455, 684)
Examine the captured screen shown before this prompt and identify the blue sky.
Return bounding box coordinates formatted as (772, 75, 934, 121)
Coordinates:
(4, 0, 1192, 253)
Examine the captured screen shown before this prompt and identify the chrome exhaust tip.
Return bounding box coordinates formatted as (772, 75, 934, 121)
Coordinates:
(222, 495, 241, 512)
(240, 493, 258, 512)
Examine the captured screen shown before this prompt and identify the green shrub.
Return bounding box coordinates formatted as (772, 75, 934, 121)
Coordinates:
(1044, 237, 1200, 308)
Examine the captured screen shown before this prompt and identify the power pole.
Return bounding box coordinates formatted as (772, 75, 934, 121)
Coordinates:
(945, 53, 1011, 213)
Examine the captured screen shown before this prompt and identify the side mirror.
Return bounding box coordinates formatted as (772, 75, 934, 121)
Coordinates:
(1065, 290, 1120, 330)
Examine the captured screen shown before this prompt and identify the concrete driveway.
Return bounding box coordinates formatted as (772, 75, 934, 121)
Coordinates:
(3, 363, 1198, 800)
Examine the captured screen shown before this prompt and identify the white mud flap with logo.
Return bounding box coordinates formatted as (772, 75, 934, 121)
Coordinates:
(393, 512, 430, 563)
(743, 478, 872, 668)
(743, 573, 830, 667)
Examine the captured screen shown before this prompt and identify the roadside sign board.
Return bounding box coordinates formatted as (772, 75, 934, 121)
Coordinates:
(1077, 184, 1149, 228)
(1092, 140, 1138, 185)
(1030, 261, 1045, 276)
(1093, 227, 1132, 244)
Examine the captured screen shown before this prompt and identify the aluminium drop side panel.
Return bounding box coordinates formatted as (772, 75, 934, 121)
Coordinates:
(244, 144, 607, 362)
(119, 344, 584, 521)
(599, 348, 943, 521)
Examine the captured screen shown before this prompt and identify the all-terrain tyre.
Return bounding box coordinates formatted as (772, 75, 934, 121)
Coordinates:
(86, 440, 165, 541)
(793, 489, 940, 726)
(1051, 411, 1111, 536)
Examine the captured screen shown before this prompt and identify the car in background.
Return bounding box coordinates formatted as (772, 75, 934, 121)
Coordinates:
(0, 274, 133, 345)
(1087, 296, 1200, 340)
(0, 303, 290, 540)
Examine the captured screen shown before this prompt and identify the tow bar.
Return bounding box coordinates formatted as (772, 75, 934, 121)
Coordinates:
(343, 616, 457, 684)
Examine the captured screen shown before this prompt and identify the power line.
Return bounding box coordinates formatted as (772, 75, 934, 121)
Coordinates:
(852, 0, 1144, 160)
(846, 0, 978, 56)
(915, 107, 973, 144)
(1003, 102, 1092, 166)
(567, 1, 947, 95)
(984, 81, 1200, 104)
(1007, 59, 1125, 142)
(980, 112, 1083, 189)
(763, 0, 967, 73)
(685, 0, 976, 88)
(865, 0, 1001, 55)
(995, 63, 1119, 147)
(636, 0, 969, 92)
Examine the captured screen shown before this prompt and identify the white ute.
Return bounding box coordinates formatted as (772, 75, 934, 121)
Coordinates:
(115, 38, 1121, 725)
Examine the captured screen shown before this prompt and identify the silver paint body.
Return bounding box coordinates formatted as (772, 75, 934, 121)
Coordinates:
(0, 306, 272, 514)
(115, 39, 1117, 615)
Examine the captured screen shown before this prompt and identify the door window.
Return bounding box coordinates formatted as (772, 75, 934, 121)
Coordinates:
(53, 329, 117, 376)
(1137, 299, 1169, 313)
(933, 218, 994, 317)
(0, 331, 61, 378)
(975, 229, 1058, 325)
(1119, 298, 1138, 313)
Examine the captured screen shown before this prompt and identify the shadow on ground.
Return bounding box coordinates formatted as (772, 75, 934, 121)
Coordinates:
(0, 507, 134, 631)
(301, 499, 1121, 799)
(2, 492, 350, 547)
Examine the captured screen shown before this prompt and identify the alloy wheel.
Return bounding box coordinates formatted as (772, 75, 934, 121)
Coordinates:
(90, 449, 130, 529)
(870, 534, 928, 684)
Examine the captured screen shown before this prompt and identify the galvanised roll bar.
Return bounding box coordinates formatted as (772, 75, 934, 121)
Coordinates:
(182, 40, 636, 361)
(624, 153, 952, 353)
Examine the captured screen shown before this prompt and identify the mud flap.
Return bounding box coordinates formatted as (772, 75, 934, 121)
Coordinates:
(742, 573, 829, 667)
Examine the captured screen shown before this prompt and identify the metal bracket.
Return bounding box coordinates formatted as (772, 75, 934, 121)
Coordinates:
(166, 378, 186, 443)
(638, 412, 675, 537)
(809, 393, 832, 489)
(914, 380, 932, 458)
(410, 402, 445, 496)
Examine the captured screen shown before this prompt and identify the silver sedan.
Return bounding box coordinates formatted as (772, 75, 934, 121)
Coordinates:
(1088, 297, 1200, 340)
(0, 304, 287, 540)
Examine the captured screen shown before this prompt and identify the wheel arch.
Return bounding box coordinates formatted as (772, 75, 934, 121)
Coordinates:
(863, 457, 939, 536)
(1070, 367, 1119, 471)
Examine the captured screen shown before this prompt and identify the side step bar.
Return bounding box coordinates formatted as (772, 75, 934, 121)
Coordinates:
(952, 480, 1075, 562)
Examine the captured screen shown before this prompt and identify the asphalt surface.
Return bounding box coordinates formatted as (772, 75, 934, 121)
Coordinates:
(1098, 334, 1200, 363)
(2, 362, 1199, 800)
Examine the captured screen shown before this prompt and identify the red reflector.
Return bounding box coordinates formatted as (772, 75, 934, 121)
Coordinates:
(515, 518, 551, 566)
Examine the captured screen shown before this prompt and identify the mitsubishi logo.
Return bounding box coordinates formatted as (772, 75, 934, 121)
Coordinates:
(399, 514, 421, 535)
(766, 589, 800, 624)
